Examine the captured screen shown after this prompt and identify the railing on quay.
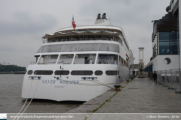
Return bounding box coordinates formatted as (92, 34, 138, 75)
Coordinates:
(157, 69, 181, 93)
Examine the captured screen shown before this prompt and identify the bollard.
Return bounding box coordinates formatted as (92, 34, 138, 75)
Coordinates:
(114, 85, 121, 91)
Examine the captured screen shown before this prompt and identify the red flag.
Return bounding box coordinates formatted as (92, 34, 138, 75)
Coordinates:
(72, 16, 76, 29)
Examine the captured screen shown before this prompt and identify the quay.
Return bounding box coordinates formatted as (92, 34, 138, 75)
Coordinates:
(53, 77, 181, 120)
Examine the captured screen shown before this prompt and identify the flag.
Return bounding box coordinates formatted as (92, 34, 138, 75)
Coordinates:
(72, 16, 76, 29)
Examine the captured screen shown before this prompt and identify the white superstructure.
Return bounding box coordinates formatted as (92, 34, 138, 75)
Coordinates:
(21, 13, 134, 101)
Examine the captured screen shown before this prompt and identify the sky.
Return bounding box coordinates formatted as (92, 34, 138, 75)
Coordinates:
(0, 0, 170, 67)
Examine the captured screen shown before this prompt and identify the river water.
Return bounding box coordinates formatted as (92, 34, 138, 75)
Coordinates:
(0, 74, 83, 113)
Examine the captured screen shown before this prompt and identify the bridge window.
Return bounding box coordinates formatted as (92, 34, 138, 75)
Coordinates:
(99, 43, 119, 53)
(71, 70, 93, 75)
(62, 44, 79, 52)
(39, 43, 119, 53)
(41, 44, 64, 53)
(97, 54, 118, 64)
(38, 55, 58, 64)
(34, 70, 53, 75)
(58, 54, 74, 64)
(78, 43, 99, 51)
(74, 54, 96, 64)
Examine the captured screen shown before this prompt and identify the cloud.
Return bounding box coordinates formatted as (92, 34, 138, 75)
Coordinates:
(0, 11, 58, 36)
(0, 0, 171, 67)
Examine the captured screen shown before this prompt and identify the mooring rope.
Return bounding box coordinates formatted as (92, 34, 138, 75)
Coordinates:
(16, 80, 40, 120)
(13, 79, 33, 120)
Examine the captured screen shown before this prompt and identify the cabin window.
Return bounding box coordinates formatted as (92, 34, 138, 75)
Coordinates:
(95, 70, 103, 75)
(55, 70, 69, 75)
(74, 54, 96, 64)
(38, 55, 58, 64)
(119, 56, 123, 66)
(58, 54, 74, 64)
(71, 71, 93, 75)
(106, 71, 117, 75)
(34, 70, 53, 75)
(97, 54, 118, 64)
(27, 70, 33, 75)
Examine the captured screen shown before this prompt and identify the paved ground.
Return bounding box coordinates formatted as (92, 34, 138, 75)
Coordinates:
(94, 77, 181, 113)
(87, 77, 181, 120)
(68, 82, 127, 113)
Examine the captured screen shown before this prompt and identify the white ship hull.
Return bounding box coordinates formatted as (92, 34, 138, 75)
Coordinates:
(22, 64, 129, 101)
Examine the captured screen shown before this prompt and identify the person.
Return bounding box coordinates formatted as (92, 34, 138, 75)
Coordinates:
(152, 71, 157, 84)
(133, 70, 135, 77)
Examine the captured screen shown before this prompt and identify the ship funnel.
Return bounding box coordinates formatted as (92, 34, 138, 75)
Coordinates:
(95, 13, 112, 26)
(97, 13, 101, 19)
(102, 13, 107, 19)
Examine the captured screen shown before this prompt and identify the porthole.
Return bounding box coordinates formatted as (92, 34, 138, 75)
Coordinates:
(164, 58, 171, 65)
(27, 70, 33, 75)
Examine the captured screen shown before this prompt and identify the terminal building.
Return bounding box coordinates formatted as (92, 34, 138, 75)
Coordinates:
(144, 0, 179, 75)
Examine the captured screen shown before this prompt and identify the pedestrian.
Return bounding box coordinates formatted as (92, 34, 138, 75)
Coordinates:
(152, 71, 157, 84)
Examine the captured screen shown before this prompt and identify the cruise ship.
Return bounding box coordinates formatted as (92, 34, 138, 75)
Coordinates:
(21, 13, 134, 101)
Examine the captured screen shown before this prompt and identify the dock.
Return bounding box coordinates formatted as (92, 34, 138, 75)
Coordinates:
(53, 77, 181, 120)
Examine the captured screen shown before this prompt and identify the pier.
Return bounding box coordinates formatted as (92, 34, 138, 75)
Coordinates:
(54, 77, 181, 120)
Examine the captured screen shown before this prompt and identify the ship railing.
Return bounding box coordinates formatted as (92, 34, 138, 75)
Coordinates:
(44, 37, 120, 43)
(156, 69, 181, 93)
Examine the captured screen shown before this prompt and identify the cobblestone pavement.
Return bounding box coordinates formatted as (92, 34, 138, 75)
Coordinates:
(87, 77, 181, 120)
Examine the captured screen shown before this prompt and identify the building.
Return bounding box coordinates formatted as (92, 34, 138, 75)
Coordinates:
(144, 0, 179, 74)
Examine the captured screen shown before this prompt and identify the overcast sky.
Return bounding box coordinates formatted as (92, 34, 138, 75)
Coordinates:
(0, 0, 170, 67)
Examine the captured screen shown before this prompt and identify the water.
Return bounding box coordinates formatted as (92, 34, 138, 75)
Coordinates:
(0, 74, 83, 113)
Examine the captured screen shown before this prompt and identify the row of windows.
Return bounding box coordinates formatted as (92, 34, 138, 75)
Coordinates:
(37, 43, 119, 53)
(35, 53, 129, 67)
(27, 70, 118, 76)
